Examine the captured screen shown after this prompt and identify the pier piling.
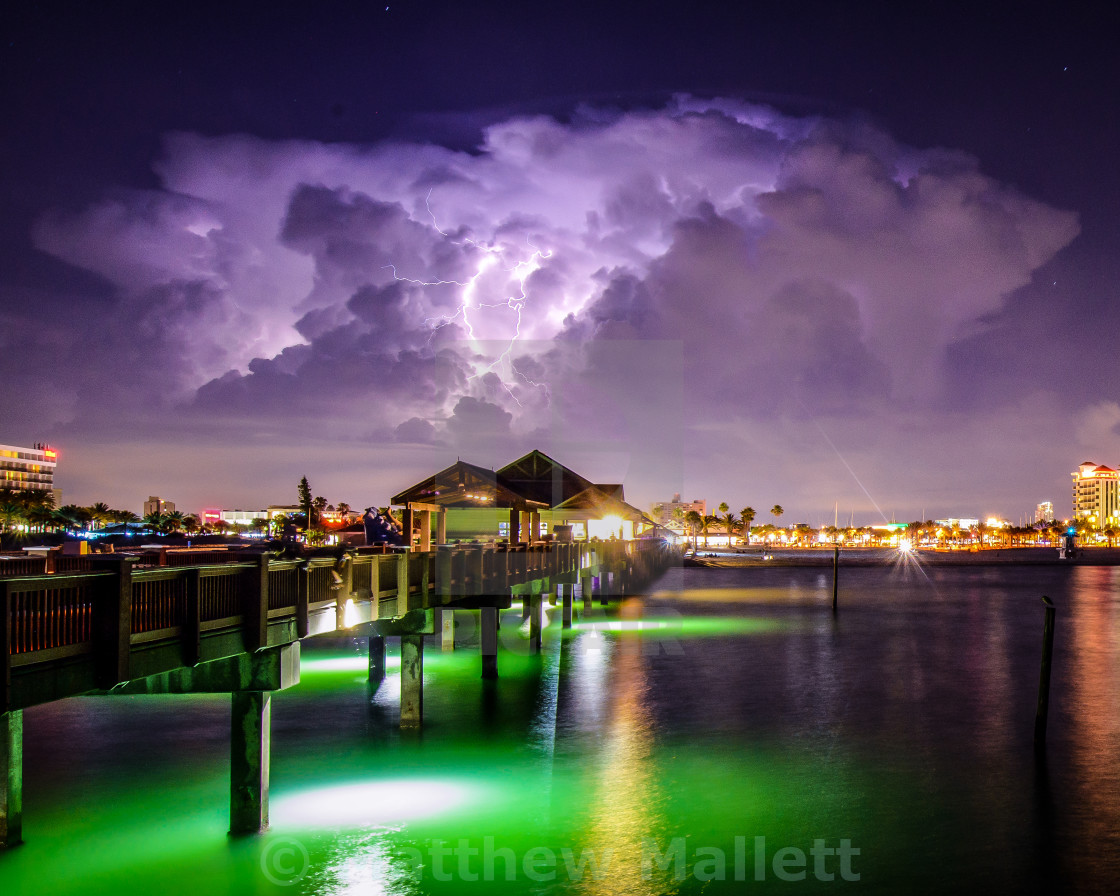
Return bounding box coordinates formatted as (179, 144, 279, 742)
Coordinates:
(562, 584, 573, 629)
(440, 608, 455, 652)
(480, 607, 498, 679)
(1034, 596, 1057, 747)
(368, 635, 386, 683)
(529, 593, 543, 654)
(400, 634, 424, 727)
(229, 692, 270, 835)
(1, 710, 22, 847)
(832, 545, 839, 612)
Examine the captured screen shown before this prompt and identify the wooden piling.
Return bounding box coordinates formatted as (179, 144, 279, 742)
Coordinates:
(368, 635, 386, 683)
(480, 606, 498, 679)
(1034, 596, 1057, 747)
(400, 634, 424, 727)
(1, 710, 22, 847)
(229, 691, 270, 835)
(832, 544, 839, 612)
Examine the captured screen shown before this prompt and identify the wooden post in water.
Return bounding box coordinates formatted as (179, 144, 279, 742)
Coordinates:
(1, 710, 22, 848)
(440, 608, 455, 652)
(562, 583, 574, 629)
(832, 544, 839, 612)
(229, 691, 270, 835)
(400, 634, 424, 728)
(480, 606, 498, 680)
(528, 592, 543, 654)
(368, 635, 386, 683)
(580, 574, 594, 611)
(1034, 596, 1057, 747)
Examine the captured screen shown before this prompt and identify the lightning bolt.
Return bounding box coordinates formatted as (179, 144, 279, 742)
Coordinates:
(383, 189, 553, 406)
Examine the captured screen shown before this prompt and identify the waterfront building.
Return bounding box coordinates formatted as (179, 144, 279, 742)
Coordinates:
(652, 493, 706, 525)
(0, 442, 59, 504)
(391, 449, 652, 543)
(143, 496, 176, 517)
(1071, 461, 1120, 529)
(1036, 501, 1054, 523)
(219, 509, 269, 528)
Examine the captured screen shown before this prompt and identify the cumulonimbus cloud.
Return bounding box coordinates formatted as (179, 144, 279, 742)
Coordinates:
(29, 95, 1079, 510)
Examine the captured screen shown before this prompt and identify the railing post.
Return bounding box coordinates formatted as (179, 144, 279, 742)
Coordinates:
(246, 554, 269, 652)
(1, 583, 10, 713)
(297, 563, 311, 638)
(396, 549, 411, 614)
(90, 555, 134, 688)
(184, 568, 202, 666)
(436, 546, 453, 602)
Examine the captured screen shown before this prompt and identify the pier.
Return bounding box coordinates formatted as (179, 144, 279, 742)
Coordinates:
(0, 538, 677, 843)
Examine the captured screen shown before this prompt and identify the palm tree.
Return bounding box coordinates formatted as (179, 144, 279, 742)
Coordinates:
(336, 502, 351, 519)
(683, 510, 703, 550)
(312, 495, 328, 525)
(87, 502, 112, 529)
(770, 505, 784, 527)
(161, 510, 185, 534)
(182, 515, 201, 536)
(720, 508, 738, 548)
(740, 507, 756, 545)
(59, 504, 93, 532)
(0, 499, 26, 533)
(701, 514, 719, 548)
(142, 510, 165, 532)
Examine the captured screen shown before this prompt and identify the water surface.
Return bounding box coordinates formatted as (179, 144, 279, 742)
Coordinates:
(2, 562, 1117, 894)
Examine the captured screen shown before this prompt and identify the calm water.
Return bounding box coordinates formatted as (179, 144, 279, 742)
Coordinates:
(2, 561, 1119, 894)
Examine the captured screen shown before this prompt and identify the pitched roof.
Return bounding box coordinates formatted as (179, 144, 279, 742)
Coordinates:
(391, 459, 539, 508)
(496, 449, 596, 508)
(552, 485, 645, 521)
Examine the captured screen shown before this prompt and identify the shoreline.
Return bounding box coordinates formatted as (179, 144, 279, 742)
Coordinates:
(683, 546, 1120, 568)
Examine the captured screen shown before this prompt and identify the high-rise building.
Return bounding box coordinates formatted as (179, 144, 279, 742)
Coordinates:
(1071, 462, 1120, 529)
(1035, 501, 1054, 523)
(143, 496, 176, 517)
(652, 493, 707, 525)
(1, 442, 59, 503)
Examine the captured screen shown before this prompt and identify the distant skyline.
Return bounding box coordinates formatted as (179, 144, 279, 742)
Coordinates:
(2, 2, 1117, 524)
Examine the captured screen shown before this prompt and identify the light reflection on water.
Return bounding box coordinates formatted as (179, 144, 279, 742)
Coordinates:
(2, 563, 1119, 894)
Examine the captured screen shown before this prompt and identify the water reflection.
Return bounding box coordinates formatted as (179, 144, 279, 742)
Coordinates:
(564, 599, 670, 896)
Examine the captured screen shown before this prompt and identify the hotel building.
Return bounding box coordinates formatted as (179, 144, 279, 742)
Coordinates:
(0, 442, 59, 503)
(1072, 462, 1120, 529)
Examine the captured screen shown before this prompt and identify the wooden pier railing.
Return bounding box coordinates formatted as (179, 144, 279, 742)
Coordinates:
(1, 539, 677, 713)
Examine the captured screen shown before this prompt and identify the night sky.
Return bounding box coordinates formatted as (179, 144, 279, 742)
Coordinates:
(2, 0, 1117, 523)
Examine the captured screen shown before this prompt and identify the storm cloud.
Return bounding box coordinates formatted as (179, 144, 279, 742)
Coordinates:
(24, 96, 1086, 517)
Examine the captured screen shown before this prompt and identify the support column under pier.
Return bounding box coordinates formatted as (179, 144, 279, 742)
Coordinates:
(400, 634, 424, 728)
(599, 573, 609, 606)
(440, 608, 455, 652)
(529, 593, 543, 655)
(230, 692, 270, 836)
(481, 607, 498, 680)
(580, 574, 593, 611)
(369, 635, 386, 683)
(1, 710, 22, 848)
(562, 584, 574, 629)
